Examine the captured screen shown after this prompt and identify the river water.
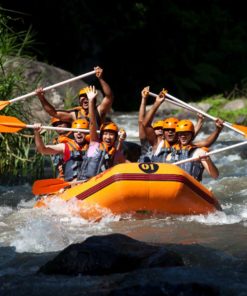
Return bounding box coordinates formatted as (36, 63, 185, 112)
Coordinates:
(0, 112, 247, 294)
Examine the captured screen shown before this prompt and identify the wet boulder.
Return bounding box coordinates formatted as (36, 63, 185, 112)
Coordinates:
(38, 233, 184, 276)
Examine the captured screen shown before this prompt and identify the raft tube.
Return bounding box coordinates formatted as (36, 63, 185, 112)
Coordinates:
(34, 162, 222, 220)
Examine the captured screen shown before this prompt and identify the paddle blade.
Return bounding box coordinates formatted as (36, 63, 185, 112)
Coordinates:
(232, 123, 247, 138)
(0, 115, 26, 133)
(32, 178, 70, 195)
(0, 100, 10, 110)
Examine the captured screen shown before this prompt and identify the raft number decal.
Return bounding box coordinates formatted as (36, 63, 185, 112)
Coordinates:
(138, 163, 159, 173)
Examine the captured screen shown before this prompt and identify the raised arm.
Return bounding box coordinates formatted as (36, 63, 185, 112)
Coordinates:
(34, 123, 65, 155)
(87, 85, 99, 142)
(36, 87, 75, 122)
(138, 86, 149, 141)
(95, 66, 114, 120)
(194, 113, 205, 137)
(195, 118, 224, 148)
(142, 91, 165, 146)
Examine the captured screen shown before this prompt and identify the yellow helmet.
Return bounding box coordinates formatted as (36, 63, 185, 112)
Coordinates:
(176, 119, 195, 134)
(152, 120, 164, 129)
(78, 87, 90, 97)
(100, 122, 119, 133)
(72, 119, 89, 130)
(163, 117, 179, 130)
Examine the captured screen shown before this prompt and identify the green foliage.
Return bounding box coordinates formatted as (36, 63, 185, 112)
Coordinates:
(203, 94, 247, 125)
(0, 9, 47, 184)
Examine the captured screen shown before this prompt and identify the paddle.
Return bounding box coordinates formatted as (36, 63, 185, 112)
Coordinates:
(32, 178, 85, 195)
(163, 91, 247, 138)
(0, 70, 96, 110)
(174, 140, 247, 165)
(0, 115, 91, 133)
(149, 91, 195, 113)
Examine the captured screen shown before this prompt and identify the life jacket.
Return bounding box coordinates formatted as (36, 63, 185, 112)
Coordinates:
(51, 133, 74, 178)
(169, 144, 204, 181)
(68, 106, 102, 127)
(150, 140, 174, 163)
(138, 140, 153, 163)
(52, 132, 74, 145)
(78, 142, 116, 181)
(63, 140, 88, 181)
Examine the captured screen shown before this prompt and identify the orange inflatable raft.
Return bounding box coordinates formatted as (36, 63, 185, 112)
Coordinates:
(34, 162, 222, 220)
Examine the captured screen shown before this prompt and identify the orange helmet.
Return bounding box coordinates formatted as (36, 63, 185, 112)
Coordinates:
(72, 119, 89, 130)
(78, 87, 90, 97)
(100, 122, 119, 133)
(50, 117, 61, 125)
(163, 117, 179, 130)
(176, 119, 195, 134)
(50, 117, 70, 126)
(152, 120, 164, 129)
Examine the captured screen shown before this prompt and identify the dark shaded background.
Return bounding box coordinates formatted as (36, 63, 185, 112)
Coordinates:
(1, 0, 247, 111)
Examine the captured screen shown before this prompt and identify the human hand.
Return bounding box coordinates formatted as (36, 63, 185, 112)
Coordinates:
(33, 123, 42, 133)
(156, 90, 165, 103)
(197, 113, 205, 121)
(86, 85, 98, 101)
(94, 66, 103, 79)
(119, 128, 127, 141)
(141, 86, 150, 99)
(35, 87, 45, 98)
(215, 118, 224, 130)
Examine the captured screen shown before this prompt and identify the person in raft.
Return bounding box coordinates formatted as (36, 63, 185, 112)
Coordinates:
(49, 117, 74, 178)
(139, 88, 224, 163)
(34, 119, 89, 181)
(138, 88, 204, 162)
(35, 66, 114, 127)
(77, 85, 127, 182)
(167, 119, 219, 181)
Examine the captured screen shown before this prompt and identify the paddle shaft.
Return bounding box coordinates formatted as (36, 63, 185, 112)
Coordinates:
(26, 124, 92, 133)
(8, 70, 96, 103)
(174, 141, 247, 165)
(149, 92, 194, 112)
(165, 93, 245, 136)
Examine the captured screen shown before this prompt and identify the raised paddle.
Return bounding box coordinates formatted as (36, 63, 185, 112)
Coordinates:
(32, 179, 86, 195)
(0, 115, 93, 133)
(150, 91, 247, 137)
(163, 91, 247, 138)
(149, 91, 195, 113)
(174, 140, 247, 165)
(0, 70, 96, 110)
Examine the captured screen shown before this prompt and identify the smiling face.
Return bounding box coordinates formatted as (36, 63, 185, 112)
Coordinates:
(73, 131, 86, 144)
(163, 128, 177, 144)
(177, 131, 193, 146)
(79, 95, 89, 110)
(102, 130, 116, 147)
(153, 127, 164, 137)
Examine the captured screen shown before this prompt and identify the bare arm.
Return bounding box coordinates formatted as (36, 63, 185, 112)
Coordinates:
(143, 92, 165, 147)
(201, 157, 219, 179)
(194, 113, 204, 137)
(34, 123, 65, 155)
(194, 148, 219, 179)
(138, 86, 149, 141)
(95, 66, 114, 120)
(36, 87, 75, 122)
(87, 85, 99, 142)
(195, 118, 224, 148)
